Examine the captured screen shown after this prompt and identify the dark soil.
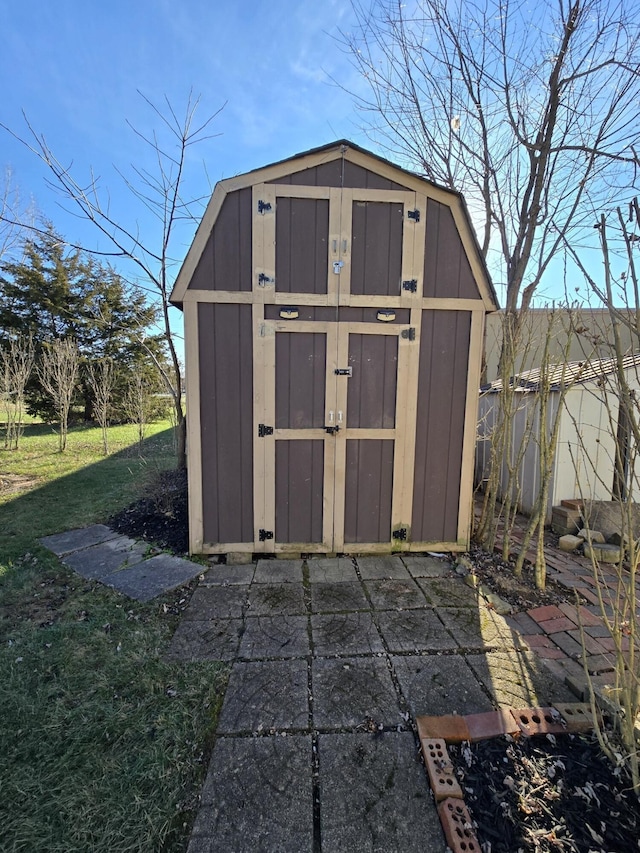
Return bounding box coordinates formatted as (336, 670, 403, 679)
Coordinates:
(109, 468, 189, 555)
(450, 733, 640, 853)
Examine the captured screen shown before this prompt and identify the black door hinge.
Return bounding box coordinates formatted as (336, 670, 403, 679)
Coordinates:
(334, 367, 353, 376)
(401, 327, 416, 341)
(257, 199, 272, 214)
(258, 272, 274, 286)
(407, 209, 420, 222)
(259, 529, 274, 541)
(402, 279, 418, 292)
(258, 424, 273, 437)
(392, 528, 408, 541)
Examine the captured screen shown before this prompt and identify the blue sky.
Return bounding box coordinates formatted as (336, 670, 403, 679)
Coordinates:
(1, 0, 372, 358)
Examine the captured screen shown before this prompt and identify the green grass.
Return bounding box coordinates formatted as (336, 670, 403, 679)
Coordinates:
(0, 422, 228, 853)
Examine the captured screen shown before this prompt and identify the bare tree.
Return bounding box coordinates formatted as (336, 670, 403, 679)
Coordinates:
(123, 370, 154, 454)
(343, 0, 640, 317)
(0, 167, 33, 263)
(1, 92, 224, 468)
(0, 333, 35, 450)
(86, 358, 115, 455)
(38, 339, 79, 452)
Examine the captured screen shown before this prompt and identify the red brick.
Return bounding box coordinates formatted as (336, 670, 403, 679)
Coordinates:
(438, 798, 481, 853)
(416, 714, 470, 744)
(561, 499, 584, 511)
(566, 630, 608, 656)
(421, 738, 463, 801)
(521, 633, 555, 649)
(585, 653, 615, 674)
(538, 616, 579, 634)
(550, 631, 583, 658)
(552, 702, 598, 733)
(535, 645, 569, 660)
(464, 709, 520, 742)
(528, 604, 565, 622)
(510, 707, 568, 736)
(579, 588, 601, 606)
(598, 636, 631, 652)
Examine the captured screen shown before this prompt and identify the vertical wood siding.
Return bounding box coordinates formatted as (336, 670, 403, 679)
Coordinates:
(275, 440, 324, 543)
(347, 334, 398, 429)
(423, 200, 480, 300)
(350, 201, 404, 296)
(412, 310, 471, 542)
(344, 440, 395, 542)
(268, 161, 406, 190)
(198, 302, 254, 543)
(275, 333, 327, 429)
(275, 198, 329, 294)
(189, 187, 252, 291)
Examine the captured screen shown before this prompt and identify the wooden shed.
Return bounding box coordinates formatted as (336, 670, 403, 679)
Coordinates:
(170, 141, 498, 556)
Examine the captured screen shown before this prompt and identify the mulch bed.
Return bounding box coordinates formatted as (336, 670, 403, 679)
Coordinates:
(109, 468, 189, 554)
(449, 733, 640, 852)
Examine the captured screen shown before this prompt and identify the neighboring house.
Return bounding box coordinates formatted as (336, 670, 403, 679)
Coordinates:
(476, 355, 640, 522)
(170, 140, 498, 556)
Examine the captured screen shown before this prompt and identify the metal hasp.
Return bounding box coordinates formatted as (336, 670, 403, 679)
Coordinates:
(258, 272, 274, 286)
(258, 424, 273, 437)
(393, 528, 408, 540)
(257, 199, 272, 214)
(401, 328, 416, 341)
(407, 209, 420, 222)
(325, 425, 340, 435)
(334, 367, 353, 376)
(402, 279, 418, 292)
(259, 529, 274, 541)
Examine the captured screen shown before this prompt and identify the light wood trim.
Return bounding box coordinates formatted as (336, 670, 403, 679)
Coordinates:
(181, 291, 485, 311)
(252, 184, 270, 552)
(270, 320, 334, 334)
(254, 184, 276, 297)
(331, 326, 350, 550)
(343, 322, 412, 336)
(184, 300, 204, 554)
(170, 184, 227, 304)
(323, 324, 339, 548)
(406, 541, 466, 553)
(343, 294, 410, 308)
(183, 290, 255, 304)
(274, 542, 332, 554)
(261, 321, 277, 550)
(274, 429, 329, 440)
(271, 184, 333, 199)
(457, 308, 485, 547)
(350, 188, 417, 204)
(338, 189, 353, 306)
(341, 428, 398, 439)
(328, 187, 341, 306)
(220, 147, 347, 192)
(199, 542, 255, 555)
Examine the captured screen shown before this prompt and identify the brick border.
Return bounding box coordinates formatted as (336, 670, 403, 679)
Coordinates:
(417, 703, 596, 849)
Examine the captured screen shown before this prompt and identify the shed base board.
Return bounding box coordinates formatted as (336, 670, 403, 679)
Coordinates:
(195, 540, 469, 557)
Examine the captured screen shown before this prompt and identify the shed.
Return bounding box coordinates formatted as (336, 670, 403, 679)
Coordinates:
(170, 141, 498, 555)
(476, 354, 640, 521)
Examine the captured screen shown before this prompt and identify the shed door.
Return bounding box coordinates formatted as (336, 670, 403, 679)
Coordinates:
(253, 183, 423, 552)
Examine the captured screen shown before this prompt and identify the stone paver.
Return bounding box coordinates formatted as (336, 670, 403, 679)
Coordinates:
(312, 657, 402, 729)
(376, 609, 457, 652)
(190, 735, 314, 853)
(39, 524, 119, 556)
(104, 553, 204, 602)
(401, 555, 452, 578)
(62, 536, 147, 579)
(183, 585, 249, 620)
(163, 619, 243, 662)
(391, 654, 494, 716)
(217, 659, 309, 733)
(437, 606, 521, 649)
(254, 559, 304, 583)
(240, 615, 310, 659)
(356, 555, 410, 580)
(365, 578, 428, 610)
(416, 576, 481, 607)
(319, 732, 445, 853)
(247, 582, 306, 616)
(307, 557, 358, 583)
(311, 612, 385, 656)
(311, 581, 370, 613)
(201, 563, 255, 585)
(465, 650, 575, 706)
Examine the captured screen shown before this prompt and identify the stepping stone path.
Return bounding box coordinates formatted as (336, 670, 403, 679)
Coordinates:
(39, 524, 203, 602)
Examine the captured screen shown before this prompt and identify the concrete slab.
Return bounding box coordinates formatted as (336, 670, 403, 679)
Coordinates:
(416, 577, 481, 607)
(319, 732, 445, 853)
(465, 650, 576, 707)
(183, 585, 249, 620)
(310, 581, 369, 613)
(311, 612, 385, 656)
(247, 583, 306, 616)
(391, 654, 494, 716)
(39, 524, 119, 556)
(254, 559, 304, 583)
(364, 578, 428, 610)
(437, 606, 521, 649)
(200, 563, 255, 585)
(239, 615, 310, 659)
(312, 657, 402, 729)
(62, 536, 148, 580)
(307, 557, 358, 583)
(191, 735, 313, 853)
(105, 553, 203, 602)
(355, 555, 410, 580)
(402, 556, 453, 578)
(163, 619, 243, 662)
(216, 659, 309, 734)
(376, 610, 458, 652)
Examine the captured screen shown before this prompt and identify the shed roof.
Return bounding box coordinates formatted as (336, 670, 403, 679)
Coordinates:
(170, 139, 498, 309)
(484, 353, 640, 393)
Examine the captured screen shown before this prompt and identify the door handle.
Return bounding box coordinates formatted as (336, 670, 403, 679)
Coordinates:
(325, 410, 339, 434)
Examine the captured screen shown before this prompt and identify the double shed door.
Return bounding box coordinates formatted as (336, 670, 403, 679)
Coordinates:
(253, 182, 425, 552)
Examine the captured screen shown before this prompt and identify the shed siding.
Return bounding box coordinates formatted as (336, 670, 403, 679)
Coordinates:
(344, 440, 395, 543)
(350, 201, 404, 296)
(275, 197, 329, 294)
(412, 310, 471, 542)
(275, 332, 326, 429)
(424, 200, 480, 300)
(347, 334, 398, 429)
(189, 187, 252, 292)
(198, 302, 254, 543)
(275, 440, 324, 543)
(268, 160, 406, 191)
